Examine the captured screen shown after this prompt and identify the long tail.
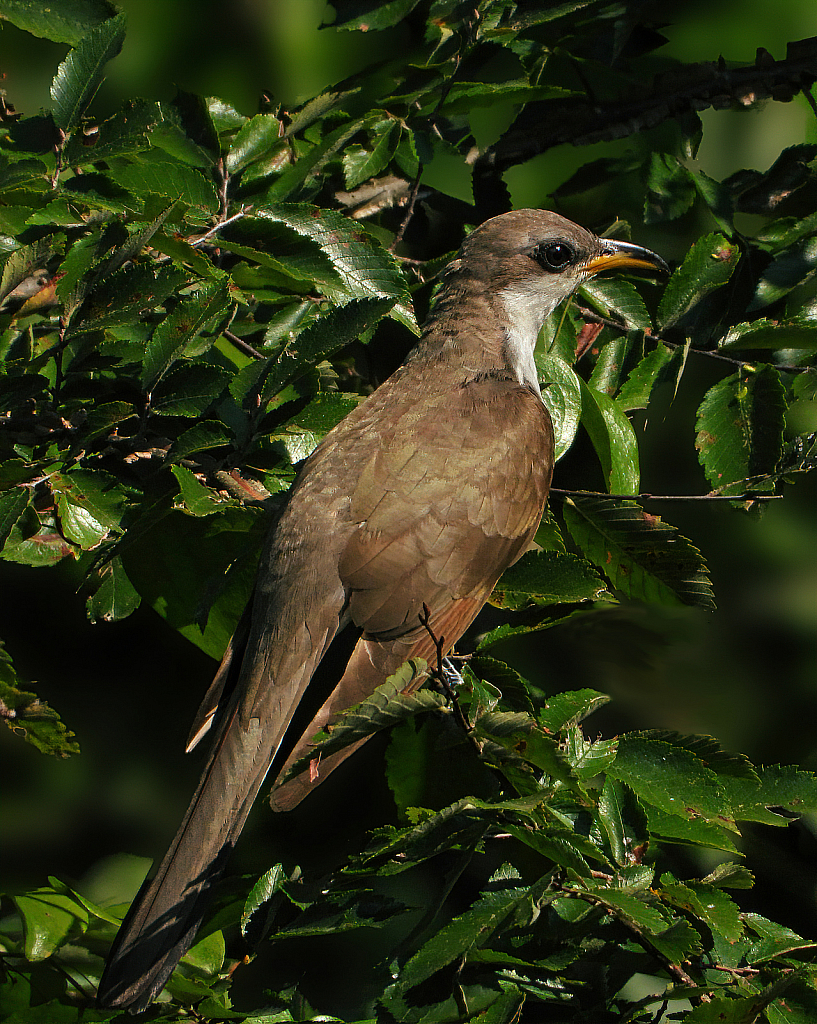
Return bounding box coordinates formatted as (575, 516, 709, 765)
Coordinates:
(96, 685, 277, 1011)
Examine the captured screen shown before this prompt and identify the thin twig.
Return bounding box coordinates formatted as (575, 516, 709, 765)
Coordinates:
(192, 208, 251, 248)
(550, 488, 783, 503)
(575, 305, 811, 373)
(223, 329, 266, 361)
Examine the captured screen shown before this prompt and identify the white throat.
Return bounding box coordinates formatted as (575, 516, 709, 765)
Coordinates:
(498, 282, 552, 397)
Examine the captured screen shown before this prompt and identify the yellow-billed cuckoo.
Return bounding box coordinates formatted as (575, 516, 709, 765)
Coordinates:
(97, 210, 666, 1010)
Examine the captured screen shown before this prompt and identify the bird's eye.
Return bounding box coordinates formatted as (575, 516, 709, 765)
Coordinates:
(531, 241, 575, 272)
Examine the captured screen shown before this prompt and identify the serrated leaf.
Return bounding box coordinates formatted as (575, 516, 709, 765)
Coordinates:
(538, 689, 611, 732)
(49, 469, 125, 549)
(0, 486, 30, 551)
(566, 729, 618, 780)
(165, 420, 233, 462)
(536, 350, 582, 460)
(142, 278, 232, 387)
(695, 364, 787, 495)
(0, 0, 117, 45)
(749, 235, 817, 311)
(86, 554, 141, 622)
(489, 548, 609, 610)
(657, 233, 740, 330)
(597, 778, 649, 865)
(579, 277, 652, 332)
(254, 205, 417, 332)
(562, 495, 715, 608)
(226, 113, 283, 174)
(0, 643, 79, 757)
(579, 381, 640, 494)
(389, 873, 551, 994)
(151, 362, 231, 417)
(643, 805, 739, 853)
(343, 120, 398, 189)
(241, 864, 286, 936)
(644, 152, 697, 223)
(260, 297, 394, 400)
(109, 158, 219, 217)
(279, 660, 442, 785)
(171, 464, 237, 516)
(703, 862, 754, 889)
(725, 763, 817, 825)
(720, 316, 817, 352)
(659, 875, 743, 941)
(49, 13, 126, 131)
(607, 734, 732, 825)
(64, 98, 161, 165)
(333, 0, 421, 30)
(616, 343, 685, 411)
(743, 914, 817, 964)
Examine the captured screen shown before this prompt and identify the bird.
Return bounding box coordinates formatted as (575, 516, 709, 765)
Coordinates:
(97, 209, 667, 1011)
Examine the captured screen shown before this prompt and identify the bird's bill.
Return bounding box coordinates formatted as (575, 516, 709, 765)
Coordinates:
(584, 239, 669, 277)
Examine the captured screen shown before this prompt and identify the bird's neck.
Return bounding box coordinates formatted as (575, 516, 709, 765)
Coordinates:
(411, 277, 550, 397)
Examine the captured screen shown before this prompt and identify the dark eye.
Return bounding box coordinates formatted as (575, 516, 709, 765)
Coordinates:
(531, 241, 575, 272)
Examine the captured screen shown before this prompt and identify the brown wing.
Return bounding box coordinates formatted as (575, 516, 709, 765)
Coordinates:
(270, 375, 554, 809)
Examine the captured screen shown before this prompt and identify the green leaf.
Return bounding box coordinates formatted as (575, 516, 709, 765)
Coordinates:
(279, 661, 443, 784)
(49, 469, 125, 549)
(579, 278, 652, 332)
(657, 233, 740, 331)
(719, 316, 817, 353)
(579, 380, 640, 494)
(332, 0, 422, 31)
(597, 778, 648, 865)
(254, 206, 417, 332)
(644, 152, 697, 223)
(536, 350, 582, 460)
(241, 864, 286, 937)
(0, 0, 118, 45)
(743, 914, 817, 963)
(226, 113, 283, 174)
(151, 362, 231, 417)
(49, 13, 126, 131)
(538, 689, 610, 732)
(725, 763, 817, 825)
(11, 886, 89, 959)
(0, 486, 30, 551)
(388, 873, 551, 993)
(142, 278, 232, 387)
(166, 420, 234, 462)
(0, 642, 80, 757)
(616, 343, 685, 411)
(749, 235, 817, 311)
(695, 364, 787, 495)
(489, 549, 610, 609)
(343, 120, 398, 189)
(659, 875, 743, 941)
(259, 297, 394, 400)
(562, 495, 715, 609)
(171, 464, 237, 517)
(644, 805, 739, 853)
(110, 158, 219, 219)
(63, 98, 161, 165)
(607, 734, 732, 825)
(86, 554, 141, 622)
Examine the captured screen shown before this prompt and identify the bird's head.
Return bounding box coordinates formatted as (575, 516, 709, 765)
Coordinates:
(449, 208, 668, 314)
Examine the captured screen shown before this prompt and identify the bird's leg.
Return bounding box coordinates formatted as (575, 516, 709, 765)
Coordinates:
(418, 604, 473, 736)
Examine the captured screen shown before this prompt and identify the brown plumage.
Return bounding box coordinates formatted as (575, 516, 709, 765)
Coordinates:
(97, 209, 667, 1011)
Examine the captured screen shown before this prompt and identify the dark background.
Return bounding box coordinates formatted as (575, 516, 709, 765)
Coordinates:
(1, 0, 815, 936)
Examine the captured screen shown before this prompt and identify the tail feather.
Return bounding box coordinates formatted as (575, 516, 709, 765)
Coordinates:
(97, 700, 274, 1010)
